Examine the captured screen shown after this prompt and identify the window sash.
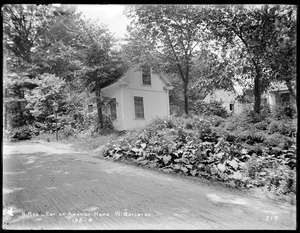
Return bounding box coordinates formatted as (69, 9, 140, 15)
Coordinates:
(110, 98, 117, 120)
(134, 96, 144, 118)
(142, 65, 151, 85)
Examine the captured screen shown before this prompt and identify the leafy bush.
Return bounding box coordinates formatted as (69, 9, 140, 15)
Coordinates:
(272, 103, 297, 120)
(224, 113, 253, 132)
(8, 112, 35, 128)
(142, 115, 213, 141)
(277, 120, 297, 137)
(9, 125, 39, 141)
(203, 115, 227, 127)
(268, 121, 279, 134)
(143, 116, 176, 132)
(268, 120, 297, 137)
(242, 154, 264, 180)
(264, 133, 294, 149)
(242, 107, 269, 123)
(254, 120, 269, 131)
(194, 100, 229, 118)
(60, 125, 77, 139)
(100, 114, 296, 198)
(265, 162, 296, 195)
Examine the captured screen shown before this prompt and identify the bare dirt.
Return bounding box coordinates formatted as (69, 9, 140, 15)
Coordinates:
(2, 140, 296, 230)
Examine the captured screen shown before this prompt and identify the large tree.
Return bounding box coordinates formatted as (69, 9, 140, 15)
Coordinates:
(75, 19, 128, 129)
(3, 4, 127, 132)
(3, 4, 55, 128)
(29, 5, 84, 81)
(125, 5, 208, 114)
(203, 4, 297, 113)
(265, 5, 297, 104)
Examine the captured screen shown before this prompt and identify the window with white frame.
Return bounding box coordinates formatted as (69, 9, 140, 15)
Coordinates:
(142, 65, 151, 85)
(110, 98, 117, 120)
(134, 96, 144, 119)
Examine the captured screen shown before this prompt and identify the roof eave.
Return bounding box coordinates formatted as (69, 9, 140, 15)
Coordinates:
(164, 86, 174, 90)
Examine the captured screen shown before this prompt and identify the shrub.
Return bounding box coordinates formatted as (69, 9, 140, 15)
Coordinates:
(254, 120, 269, 131)
(272, 103, 297, 120)
(102, 114, 297, 197)
(242, 154, 264, 180)
(237, 101, 272, 124)
(224, 114, 253, 132)
(265, 133, 284, 147)
(264, 133, 294, 149)
(145, 116, 176, 132)
(9, 113, 34, 128)
(268, 120, 297, 137)
(91, 115, 115, 136)
(204, 115, 227, 127)
(268, 121, 279, 134)
(233, 129, 266, 145)
(225, 121, 238, 131)
(277, 120, 297, 137)
(9, 125, 39, 141)
(60, 125, 77, 139)
(265, 162, 296, 195)
(244, 109, 269, 123)
(195, 100, 229, 118)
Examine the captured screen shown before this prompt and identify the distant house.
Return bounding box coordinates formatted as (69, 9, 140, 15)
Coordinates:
(203, 88, 244, 115)
(203, 82, 295, 115)
(267, 82, 296, 109)
(96, 65, 173, 130)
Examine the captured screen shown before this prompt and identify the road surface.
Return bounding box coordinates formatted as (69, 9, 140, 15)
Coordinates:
(2, 140, 296, 230)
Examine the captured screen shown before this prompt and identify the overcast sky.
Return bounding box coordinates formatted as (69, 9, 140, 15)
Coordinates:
(76, 4, 130, 39)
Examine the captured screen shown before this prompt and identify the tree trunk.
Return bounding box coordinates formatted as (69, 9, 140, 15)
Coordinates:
(183, 64, 190, 115)
(183, 81, 189, 115)
(285, 79, 297, 105)
(4, 89, 8, 129)
(95, 87, 103, 129)
(254, 69, 261, 114)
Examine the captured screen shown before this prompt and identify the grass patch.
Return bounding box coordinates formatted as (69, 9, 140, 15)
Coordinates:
(33, 130, 122, 154)
(69, 133, 121, 152)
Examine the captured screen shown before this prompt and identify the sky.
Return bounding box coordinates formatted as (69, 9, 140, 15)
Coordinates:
(75, 4, 130, 39)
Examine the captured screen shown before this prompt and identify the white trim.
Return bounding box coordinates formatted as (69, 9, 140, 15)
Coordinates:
(124, 86, 166, 93)
(109, 97, 117, 121)
(163, 86, 173, 90)
(120, 88, 125, 128)
(141, 65, 152, 86)
(166, 90, 170, 116)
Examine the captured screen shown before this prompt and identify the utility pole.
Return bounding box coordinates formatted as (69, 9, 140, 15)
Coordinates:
(53, 102, 59, 141)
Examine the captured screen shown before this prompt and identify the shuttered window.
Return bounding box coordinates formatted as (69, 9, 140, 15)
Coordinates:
(134, 96, 144, 119)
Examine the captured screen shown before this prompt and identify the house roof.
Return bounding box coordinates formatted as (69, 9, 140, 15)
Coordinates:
(269, 82, 289, 92)
(101, 65, 173, 91)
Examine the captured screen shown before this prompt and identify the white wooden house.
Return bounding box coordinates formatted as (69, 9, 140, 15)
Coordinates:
(267, 82, 296, 108)
(98, 65, 173, 130)
(203, 82, 295, 115)
(203, 87, 244, 115)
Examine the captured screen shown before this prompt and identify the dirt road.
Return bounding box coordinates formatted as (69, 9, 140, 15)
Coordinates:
(2, 140, 296, 230)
